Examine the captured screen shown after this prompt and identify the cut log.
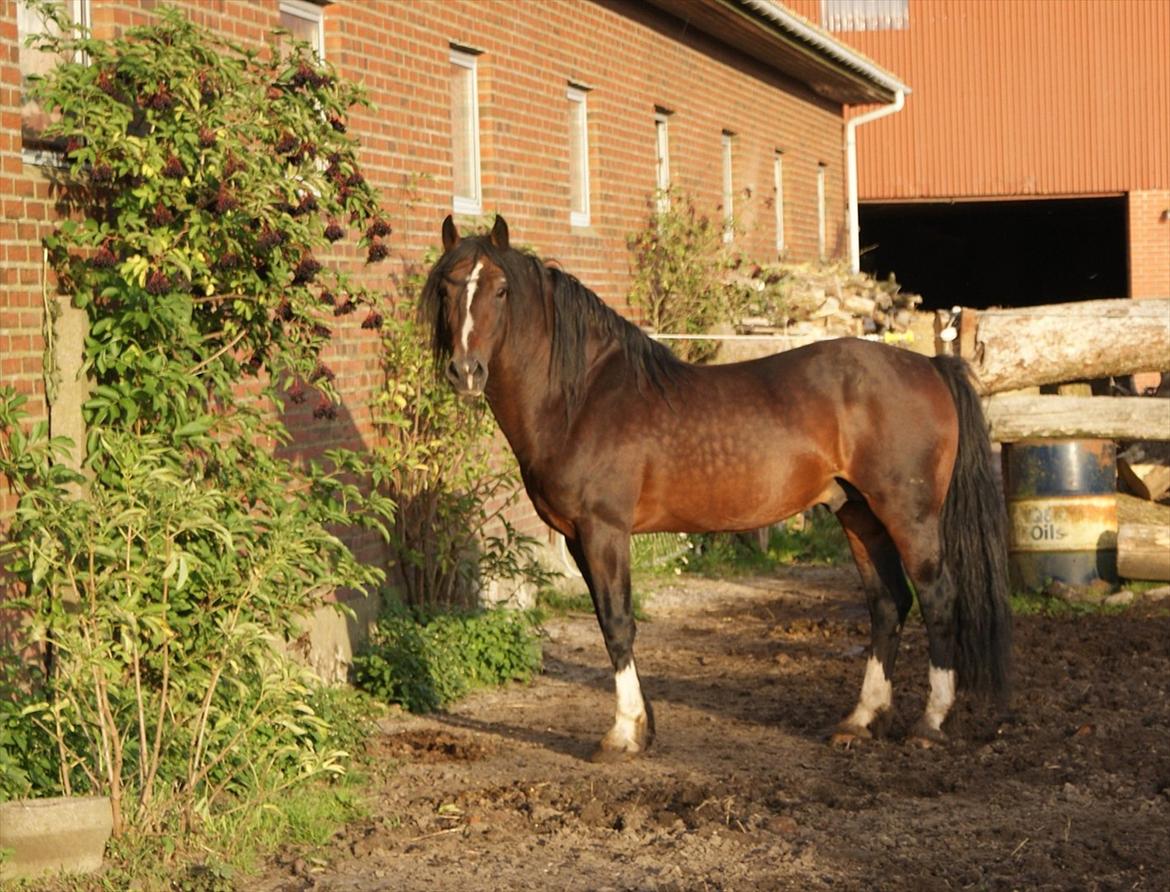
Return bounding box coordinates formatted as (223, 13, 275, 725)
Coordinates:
(1118, 522, 1170, 581)
(967, 298, 1170, 395)
(985, 395, 1170, 443)
(1118, 444, 1170, 502)
(841, 295, 876, 317)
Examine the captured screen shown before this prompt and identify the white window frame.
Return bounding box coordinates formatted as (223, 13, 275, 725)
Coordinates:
(450, 47, 483, 216)
(821, 0, 910, 32)
(721, 131, 735, 244)
(279, 0, 325, 60)
(773, 150, 785, 255)
(655, 110, 671, 214)
(20, 0, 91, 167)
(567, 85, 591, 229)
(817, 163, 827, 260)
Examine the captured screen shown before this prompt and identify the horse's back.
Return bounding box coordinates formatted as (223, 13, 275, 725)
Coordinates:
(619, 338, 957, 533)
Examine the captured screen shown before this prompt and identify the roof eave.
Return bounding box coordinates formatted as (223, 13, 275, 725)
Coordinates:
(644, 0, 910, 106)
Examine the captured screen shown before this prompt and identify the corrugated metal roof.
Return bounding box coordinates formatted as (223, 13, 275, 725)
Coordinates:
(787, 0, 1169, 199)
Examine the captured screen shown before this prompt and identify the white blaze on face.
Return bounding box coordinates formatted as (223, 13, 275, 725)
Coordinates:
(460, 260, 484, 355)
(922, 665, 956, 731)
(844, 655, 892, 729)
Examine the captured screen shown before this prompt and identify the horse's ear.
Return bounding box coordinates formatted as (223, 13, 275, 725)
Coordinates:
(489, 215, 510, 251)
(441, 214, 460, 252)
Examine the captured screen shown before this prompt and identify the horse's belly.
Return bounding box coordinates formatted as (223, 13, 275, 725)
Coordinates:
(633, 456, 830, 534)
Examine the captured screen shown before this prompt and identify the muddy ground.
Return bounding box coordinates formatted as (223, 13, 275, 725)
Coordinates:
(260, 566, 1170, 891)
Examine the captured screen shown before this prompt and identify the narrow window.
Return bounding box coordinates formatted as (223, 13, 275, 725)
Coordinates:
(773, 151, 785, 256)
(655, 109, 671, 214)
(567, 85, 591, 228)
(450, 47, 482, 216)
(822, 0, 910, 32)
(721, 130, 735, 244)
(19, 0, 90, 162)
(817, 163, 827, 260)
(280, 0, 325, 59)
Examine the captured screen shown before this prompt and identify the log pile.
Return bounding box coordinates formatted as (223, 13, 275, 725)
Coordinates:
(1118, 443, 1170, 503)
(729, 263, 923, 339)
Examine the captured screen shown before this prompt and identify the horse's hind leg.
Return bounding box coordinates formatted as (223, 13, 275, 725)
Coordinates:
(832, 501, 914, 746)
(565, 522, 654, 762)
(879, 516, 958, 747)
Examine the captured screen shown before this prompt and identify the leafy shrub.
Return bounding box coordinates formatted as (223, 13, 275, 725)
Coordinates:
(627, 191, 749, 362)
(0, 392, 377, 834)
(353, 602, 543, 714)
(1, 4, 391, 852)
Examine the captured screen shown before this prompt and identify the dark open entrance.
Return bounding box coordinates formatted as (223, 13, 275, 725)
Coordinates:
(858, 196, 1128, 310)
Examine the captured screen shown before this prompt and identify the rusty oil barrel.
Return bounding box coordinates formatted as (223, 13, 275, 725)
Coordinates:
(1004, 439, 1118, 591)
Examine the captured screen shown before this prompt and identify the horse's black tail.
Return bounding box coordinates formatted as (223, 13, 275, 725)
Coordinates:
(931, 355, 1013, 702)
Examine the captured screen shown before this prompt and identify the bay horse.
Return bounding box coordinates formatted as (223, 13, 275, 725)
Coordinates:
(423, 215, 1012, 761)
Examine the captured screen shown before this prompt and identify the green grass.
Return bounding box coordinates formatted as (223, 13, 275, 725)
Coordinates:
(1009, 591, 1130, 618)
(678, 508, 851, 577)
(536, 585, 648, 621)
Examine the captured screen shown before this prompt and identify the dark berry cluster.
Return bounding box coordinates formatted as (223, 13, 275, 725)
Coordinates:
(214, 184, 239, 214)
(257, 226, 283, 250)
(312, 399, 338, 421)
(146, 84, 175, 111)
(290, 62, 332, 90)
(145, 269, 171, 295)
(92, 240, 118, 268)
(151, 202, 175, 226)
(292, 255, 322, 284)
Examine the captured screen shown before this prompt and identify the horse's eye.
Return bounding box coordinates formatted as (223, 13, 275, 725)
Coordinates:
(496, 286, 508, 300)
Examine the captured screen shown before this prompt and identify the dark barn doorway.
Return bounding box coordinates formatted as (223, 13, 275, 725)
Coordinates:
(858, 197, 1128, 310)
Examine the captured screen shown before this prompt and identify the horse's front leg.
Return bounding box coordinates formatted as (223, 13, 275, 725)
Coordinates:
(565, 522, 655, 762)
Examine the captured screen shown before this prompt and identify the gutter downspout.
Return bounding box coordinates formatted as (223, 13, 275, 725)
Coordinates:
(846, 88, 904, 274)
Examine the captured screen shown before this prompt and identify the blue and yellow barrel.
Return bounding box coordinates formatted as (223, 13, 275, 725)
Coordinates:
(1004, 439, 1118, 591)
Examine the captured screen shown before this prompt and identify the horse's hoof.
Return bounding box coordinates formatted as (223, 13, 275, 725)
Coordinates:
(589, 744, 640, 764)
(907, 721, 947, 749)
(829, 724, 872, 749)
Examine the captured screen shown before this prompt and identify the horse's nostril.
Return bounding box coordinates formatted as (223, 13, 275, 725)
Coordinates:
(447, 357, 487, 392)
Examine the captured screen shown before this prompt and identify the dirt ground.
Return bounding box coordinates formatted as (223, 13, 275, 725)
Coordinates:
(259, 566, 1170, 892)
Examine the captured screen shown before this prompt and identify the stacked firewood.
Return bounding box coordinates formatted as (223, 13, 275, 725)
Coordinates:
(728, 262, 923, 338)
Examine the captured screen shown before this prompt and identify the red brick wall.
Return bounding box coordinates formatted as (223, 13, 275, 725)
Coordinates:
(2, 0, 849, 547)
(1128, 190, 1170, 300)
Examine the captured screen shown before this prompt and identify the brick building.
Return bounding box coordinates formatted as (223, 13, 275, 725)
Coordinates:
(786, 0, 1170, 311)
(2, 0, 904, 626)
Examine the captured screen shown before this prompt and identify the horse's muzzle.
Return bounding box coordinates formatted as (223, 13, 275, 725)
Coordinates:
(446, 356, 487, 398)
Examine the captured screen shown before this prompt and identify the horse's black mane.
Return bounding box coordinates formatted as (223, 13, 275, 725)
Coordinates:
(544, 264, 687, 415)
(421, 235, 687, 420)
